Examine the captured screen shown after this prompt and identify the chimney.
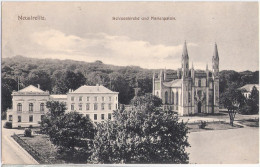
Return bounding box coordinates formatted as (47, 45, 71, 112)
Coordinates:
(37, 84, 40, 89)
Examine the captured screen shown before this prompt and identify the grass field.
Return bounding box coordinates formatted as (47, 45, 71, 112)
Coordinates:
(19, 134, 65, 164)
(187, 121, 243, 132)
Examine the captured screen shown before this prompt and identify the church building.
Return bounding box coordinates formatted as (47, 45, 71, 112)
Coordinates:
(152, 41, 220, 116)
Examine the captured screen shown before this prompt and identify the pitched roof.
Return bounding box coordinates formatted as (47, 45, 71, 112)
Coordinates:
(18, 85, 44, 93)
(238, 84, 259, 92)
(163, 79, 182, 88)
(70, 85, 118, 94)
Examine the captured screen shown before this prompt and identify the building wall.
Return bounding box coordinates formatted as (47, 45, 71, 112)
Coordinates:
(8, 94, 49, 128)
(66, 93, 118, 123)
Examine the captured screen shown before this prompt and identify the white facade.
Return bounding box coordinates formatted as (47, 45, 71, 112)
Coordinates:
(67, 85, 119, 123)
(7, 85, 50, 128)
(7, 84, 119, 128)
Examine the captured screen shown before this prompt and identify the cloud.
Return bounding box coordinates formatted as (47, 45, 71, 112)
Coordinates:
(7, 29, 199, 69)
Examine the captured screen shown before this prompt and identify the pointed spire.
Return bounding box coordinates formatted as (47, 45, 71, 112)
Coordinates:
(213, 42, 219, 60)
(182, 40, 189, 58)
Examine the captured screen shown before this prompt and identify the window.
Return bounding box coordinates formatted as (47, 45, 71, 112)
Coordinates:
(102, 97, 104, 101)
(109, 104, 112, 110)
(71, 104, 74, 110)
(176, 92, 179, 105)
(165, 91, 168, 104)
(71, 96, 74, 101)
(109, 97, 111, 101)
(101, 114, 104, 120)
(115, 104, 118, 109)
(40, 103, 44, 112)
(79, 104, 82, 111)
(87, 97, 89, 101)
(79, 96, 82, 101)
(172, 92, 174, 104)
(29, 115, 33, 122)
(108, 113, 112, 120)
(9, 115, 12, 121)
(29, 103, 33, 112)
(94, 97, 97, 101)
(86, 114, 89, 118)
(17, 103, 22, 112)
(94, 114, 97, 120)
(41, 115, 44, 121)
(86, 103, 90, 110)
(101, 103, 104, 110)
(94, 103, 98, 110)
(198, 79, 201, 87)
(18, 116, 21, 122)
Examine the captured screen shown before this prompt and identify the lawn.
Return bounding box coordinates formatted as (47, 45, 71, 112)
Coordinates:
(19, 134, 65, 164)
(237, 119, 259, 127)
(187, 121, 243, 132)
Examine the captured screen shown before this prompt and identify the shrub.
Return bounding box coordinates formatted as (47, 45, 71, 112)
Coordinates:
(24, 128, 32, 137)
(4, 121, 12, 129)
(198, 121, 207, 129)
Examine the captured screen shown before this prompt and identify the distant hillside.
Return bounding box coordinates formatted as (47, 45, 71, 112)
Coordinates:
(1, 55, 259, 116)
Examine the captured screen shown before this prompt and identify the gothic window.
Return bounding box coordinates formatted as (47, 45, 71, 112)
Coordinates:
(198, 79, 201, 87)
(172, 92, 174, 104)
(176, 92, 179, 105)
(165, 91, 168, 104)
(17, 103, 22, 112)
(40, 103, 44, 112)
(188, 92, 191, 103)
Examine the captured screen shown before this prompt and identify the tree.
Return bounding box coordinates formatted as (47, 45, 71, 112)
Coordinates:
(222, 86, 245, 126)
(40, 101, 66, 134)
(40, 101, 95, 163)
(240, 86, 259, 115)
(48, 112, 95, 163)
(25, 69, 52, 92)
(91, 99, 189, 164)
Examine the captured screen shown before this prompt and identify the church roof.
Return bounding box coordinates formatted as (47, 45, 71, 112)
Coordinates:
(18, 85, 45, 93)
(182, 41, 189, 59)
(213, 43, 219, 60)
(70, 85, 118, 94)
(163, 79, 182, 88)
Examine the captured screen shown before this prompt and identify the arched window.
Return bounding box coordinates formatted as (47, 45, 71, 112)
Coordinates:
(17, 103, 22, 112)
(165, 91, 168, 104)
(40, 103, 44, 112)
(29, 103, 33, 112)
(198, 79, 201, 87)
(172, 92, 174, 104)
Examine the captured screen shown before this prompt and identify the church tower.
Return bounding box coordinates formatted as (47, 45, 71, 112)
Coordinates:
(212, 43, 219, 113)
(181, 41, 192, 115)
(182, 41, 189, 78)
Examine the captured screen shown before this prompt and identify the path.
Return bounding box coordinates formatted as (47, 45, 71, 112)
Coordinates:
(187, 127, 259, 164)
(1, 121, 38, 164)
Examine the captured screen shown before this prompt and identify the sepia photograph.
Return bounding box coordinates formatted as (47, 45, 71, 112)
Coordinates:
(1, 1, 259, 165)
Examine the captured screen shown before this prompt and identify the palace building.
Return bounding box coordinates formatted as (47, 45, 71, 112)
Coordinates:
(152, 41, 220, 116)
(7, 84, 118, 128)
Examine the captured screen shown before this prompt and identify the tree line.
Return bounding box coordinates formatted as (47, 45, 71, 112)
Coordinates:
(2, 55, 259, 118)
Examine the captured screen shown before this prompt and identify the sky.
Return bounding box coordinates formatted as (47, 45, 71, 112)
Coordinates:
(2, 2, 259, 71)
